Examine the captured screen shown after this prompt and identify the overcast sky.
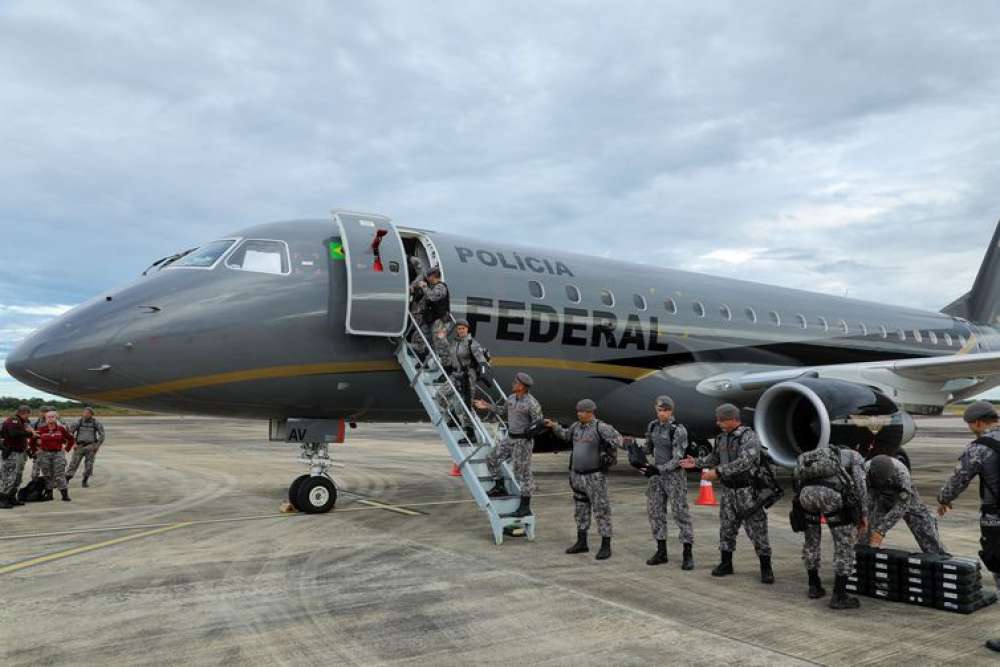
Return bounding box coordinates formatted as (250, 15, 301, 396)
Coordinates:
(3, 2, 1000, 399)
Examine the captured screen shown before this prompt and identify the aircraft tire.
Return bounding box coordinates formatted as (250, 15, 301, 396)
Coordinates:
(296, 476, 337, 514)
(288, 474, 310, 511)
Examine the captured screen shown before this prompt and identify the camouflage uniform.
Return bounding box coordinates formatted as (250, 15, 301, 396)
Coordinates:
(450, 334, 489, 408)
(36, 451, 68, 491)
(938, 424, 1000, 587)
(67, 416, 105, 480)
(644, 418, 694, 545)
(486, 391, 543, 496)
(419, 281, 450, 345)
(866, 457, 947, 554)
(799, 447, 868, 576)
(554, 420, 624, 538)
(1, 414, 32, 497)
(697, 425, 771, 557)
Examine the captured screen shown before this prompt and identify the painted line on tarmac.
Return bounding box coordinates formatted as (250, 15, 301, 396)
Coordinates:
(0, 522, 192, 576)
(355, 499, 424, 516)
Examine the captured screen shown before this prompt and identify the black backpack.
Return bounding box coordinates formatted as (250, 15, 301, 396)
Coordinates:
(17, 477, 46, 503)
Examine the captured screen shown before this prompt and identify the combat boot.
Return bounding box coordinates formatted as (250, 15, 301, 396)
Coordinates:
(566, 530, 589, 554)
(60, 488, 71, 502)
(986, 639, 1000, 653)
(711, 550, 734, 577)
(0, 493, 13, 509)
(807, 569, 826, 598)
(681, 543, 694, 571)
(646, 539, 668, 566)
(509, 496, 532, 517)
(10, 490, 24, 506)
(82, 475, 90, 488)
(759, 555, 775, 584)
(41, 489, 53, 502)
(829, 574, 860, 609)
(595, 537, 612, 560)
(486, 479, 508, 498)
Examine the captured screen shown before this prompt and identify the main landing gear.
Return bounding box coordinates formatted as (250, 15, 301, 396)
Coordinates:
(288, 442, 338, 513)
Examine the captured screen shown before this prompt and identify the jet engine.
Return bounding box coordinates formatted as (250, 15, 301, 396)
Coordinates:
(754, 377, 916, 467)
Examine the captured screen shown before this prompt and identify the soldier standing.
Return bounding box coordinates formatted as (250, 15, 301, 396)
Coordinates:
(29, 405, 55, 482)
(794, 445, 868, 609)
(417, 267, 450, 347)
(475, 371, 542, 518)
(547, 399, 623, 561)
(640, 395, 694, 569)
(936, 400, 1000, 653)
(865, 454, 947, 554)
(682, 403, 774, 583)
(67, 406, 105, 487)
(32, 410, 75, 501)
(450, 319, 490, 410)
(0, 405, 35, 508)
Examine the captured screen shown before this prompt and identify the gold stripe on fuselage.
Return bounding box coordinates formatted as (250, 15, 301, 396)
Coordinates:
(83, 356, 659, 403)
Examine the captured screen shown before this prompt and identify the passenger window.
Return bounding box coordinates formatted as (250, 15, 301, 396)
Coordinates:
(634, 294, 647, 311)
(913, 329, 923, 343)
(745, 307, 757, 323)
(817, 316, 829, 332)
(600, 289, 615, 307)
(720, 304, 732, 321)
(566, 285, 581, 303)
(769, 311, 781, 327)
(664, 298, 678, 314)
(928, 331, 938, 345)
(225, 239, 289, 274)
(879, 325, 888, 339)
(693, 301, 706, 318)
(959, 335, 968, 347)
(529, 280, 545, 299)
(944, 332, 953, 346)
(859, 323, 868, 336)
(897, 328, 906, 342)
(795, 314, 807, 329)
(838, 319, 848, 335)
(169, 239, 236, 269)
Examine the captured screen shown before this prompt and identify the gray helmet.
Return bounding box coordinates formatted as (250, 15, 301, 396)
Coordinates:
(513, 371, 534, 387)
(454, 318, 470, 328)
(963, 400, 999, 423)
(576, 398, 597, 412)
(655, 395, 674, 410)
(867, 455, 897, 488)
(425, 266, 441, 279)
(715, 403, 741, 420)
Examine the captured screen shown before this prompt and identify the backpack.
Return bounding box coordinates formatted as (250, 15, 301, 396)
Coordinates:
(422, 281, 450, 321)
(568, 420, 618, 472)
(17, 477, 46, 503)
(795, 447, 844, 486)
(793, 446, 861, 526)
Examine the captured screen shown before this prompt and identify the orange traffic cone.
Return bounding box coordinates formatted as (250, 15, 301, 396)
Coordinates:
(449, 463, 462, 477)
(696, 472, 718, 506)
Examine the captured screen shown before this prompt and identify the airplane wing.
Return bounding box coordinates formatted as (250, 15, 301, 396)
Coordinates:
(696, 350, 1000, 406)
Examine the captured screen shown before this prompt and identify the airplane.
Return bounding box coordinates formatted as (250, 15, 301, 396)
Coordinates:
(8, 210, 1000, 518)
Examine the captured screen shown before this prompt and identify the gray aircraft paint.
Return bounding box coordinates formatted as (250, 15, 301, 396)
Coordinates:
(7, 216, 999, 441)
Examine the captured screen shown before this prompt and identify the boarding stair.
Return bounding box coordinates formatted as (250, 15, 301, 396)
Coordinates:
(395, 313, 536, 544)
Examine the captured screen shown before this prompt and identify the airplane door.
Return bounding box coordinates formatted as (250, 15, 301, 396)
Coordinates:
(333, 210, 409, 336)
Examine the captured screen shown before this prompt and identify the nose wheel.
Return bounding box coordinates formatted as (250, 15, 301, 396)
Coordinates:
(287, 442, 338, 513)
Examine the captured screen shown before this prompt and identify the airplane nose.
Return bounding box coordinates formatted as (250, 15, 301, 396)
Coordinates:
(4, 341, 29, 384)
(4, 334, 66, 391)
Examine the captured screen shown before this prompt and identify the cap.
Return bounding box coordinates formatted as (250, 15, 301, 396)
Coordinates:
(867, 455, 897, 487)
(715, 403, 741, 420)
(454, 318, 470, 328)
(425, 266, 441, 278)
(82, 406, 95, 415)
(655, 395, 675, 410)
(576, 398, 597, 412)
(16, 405, 30, 414)
(513, 371, 534, 387)
(963, 400, 999, 423)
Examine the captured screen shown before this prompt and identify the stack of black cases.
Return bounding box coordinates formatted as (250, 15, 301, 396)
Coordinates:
(849, 545, 997, 613)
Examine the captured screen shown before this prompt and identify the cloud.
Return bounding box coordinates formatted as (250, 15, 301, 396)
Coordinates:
(0, 304, 75, 317)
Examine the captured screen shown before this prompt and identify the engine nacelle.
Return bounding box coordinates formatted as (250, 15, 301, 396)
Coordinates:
(754, 378, 916, 467)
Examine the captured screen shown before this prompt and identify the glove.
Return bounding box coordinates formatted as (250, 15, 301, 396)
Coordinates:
(642, 466, 660, 478)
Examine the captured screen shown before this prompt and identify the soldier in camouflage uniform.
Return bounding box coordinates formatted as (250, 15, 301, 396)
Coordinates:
(795, 445, 868, 609)
(548, 398, 624, 560)
(0, 405, 35, 508)
(937, 401, 1000, 653)
(865, 455, 947, 554)
(417, 267, 450, 348)
(640, 395, 694, 569)
(450, 320, 490, 410)
(67, 407, 106, 487)
(475, 371, 542, 518)
(683, 403, 774, 583)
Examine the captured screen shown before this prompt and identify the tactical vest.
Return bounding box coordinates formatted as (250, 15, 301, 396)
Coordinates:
(973, 436, 1000, 512)
(647, 419, 677, 467)
(422, 282, 450, 322)
(570, 421, 613, 474)
(74, 419, 100, 444)
(795, 447, 848, 493)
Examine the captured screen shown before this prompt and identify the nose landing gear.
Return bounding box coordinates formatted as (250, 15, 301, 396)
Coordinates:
(288, 442, 338, 513)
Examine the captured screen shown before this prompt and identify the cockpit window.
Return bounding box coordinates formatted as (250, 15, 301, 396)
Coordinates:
(166, 239, 236, 269)
(226, 239, 290, 275)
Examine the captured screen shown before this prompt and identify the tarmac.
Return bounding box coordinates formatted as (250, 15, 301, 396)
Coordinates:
(1, 415, 998, 666)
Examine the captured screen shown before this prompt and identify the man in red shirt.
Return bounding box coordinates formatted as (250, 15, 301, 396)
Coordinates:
(0, 405, 35, 508)
(32, 410, 75, 501)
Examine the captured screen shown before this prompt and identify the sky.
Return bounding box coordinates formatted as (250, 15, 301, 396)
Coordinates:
(3, 2, 1000, 400)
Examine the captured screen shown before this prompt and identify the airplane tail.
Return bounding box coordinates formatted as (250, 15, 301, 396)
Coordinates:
(941, 218, 1000, 325)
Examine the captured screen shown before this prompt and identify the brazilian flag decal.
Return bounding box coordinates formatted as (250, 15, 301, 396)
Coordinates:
(329, 241, 345, 261)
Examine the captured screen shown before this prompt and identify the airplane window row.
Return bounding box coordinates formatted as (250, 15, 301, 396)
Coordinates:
(530, 281, 969, 348)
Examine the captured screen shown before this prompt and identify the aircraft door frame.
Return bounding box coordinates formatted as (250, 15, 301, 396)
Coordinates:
(333, 210, 409, 337)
